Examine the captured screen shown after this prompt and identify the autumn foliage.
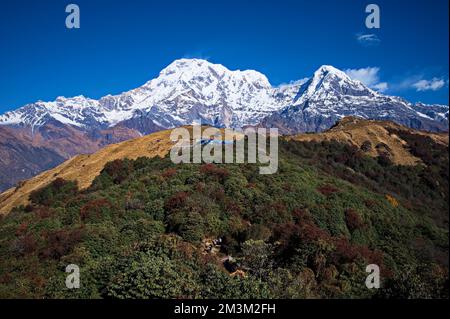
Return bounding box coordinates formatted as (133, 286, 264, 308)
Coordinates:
(344, 209, 364, 231)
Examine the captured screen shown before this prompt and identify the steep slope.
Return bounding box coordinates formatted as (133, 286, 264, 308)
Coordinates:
(262, 66, 449, 133)
(0, 126, 65, 191)
(0, 128, 176, 214)
(0, 118, 447, 215)
(0, 122, 140, 191)
(287, 116, 449, 165)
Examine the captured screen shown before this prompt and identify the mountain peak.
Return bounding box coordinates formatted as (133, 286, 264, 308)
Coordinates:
(314, 65, 351, 81)
(159, 58, 227, 77)
(157, 58, 271, 87)
(294, 64, 360, 103)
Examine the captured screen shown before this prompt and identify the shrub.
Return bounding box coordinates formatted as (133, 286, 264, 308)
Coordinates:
(200, 163, 229, 180)
(165, 191, 189, 211)
(345, 209, 364, 231)
(161, 168, 177, 179)
(80, 198, 112, 222)
(106, 252, 199, 299)
(241, 240, 273, 279)
(361, 141, 372, 152)
(39, 227, 84, 260)
(317, 185, 339, 196)
(10, 233, 37, 256)
(30, 178, 78, 206)
(102, 159, 133, 184)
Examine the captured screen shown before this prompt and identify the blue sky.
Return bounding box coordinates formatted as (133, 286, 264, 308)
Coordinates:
(0, 0, 448, 113)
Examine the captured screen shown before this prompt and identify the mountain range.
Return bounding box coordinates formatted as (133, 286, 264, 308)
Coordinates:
(0, 58, 448, 191)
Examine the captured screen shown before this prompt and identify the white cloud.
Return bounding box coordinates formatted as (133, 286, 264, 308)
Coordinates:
(277, 78, 309, 88)
(345, 67, 388, 92)
(412, 78, 446, 92)
(356, 33, 381, 46)
(372, 82, 388, 92)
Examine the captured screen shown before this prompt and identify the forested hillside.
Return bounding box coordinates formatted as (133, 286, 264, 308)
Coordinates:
(0, 133, 448, 299)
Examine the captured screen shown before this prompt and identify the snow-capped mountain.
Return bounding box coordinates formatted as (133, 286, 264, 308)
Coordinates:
(261, 65, 449, 133)
(0, 59, 300, 133)
(0, 58, 448, 192)
(0, 59, 447, 134)
(411, 102, 449, 124)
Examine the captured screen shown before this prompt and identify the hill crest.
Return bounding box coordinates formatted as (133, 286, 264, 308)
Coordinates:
(0, 118, 448, 215)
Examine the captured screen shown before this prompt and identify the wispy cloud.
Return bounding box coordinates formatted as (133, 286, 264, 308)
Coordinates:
(182, 52, 211, 61)
(345, 67, 388, 92)
(412, 78, 446, 92)
(356, 33, 381, 46)
(277, 78, 309, 88)
(372, 82, 388, 92)
(389, 74, 448, 93)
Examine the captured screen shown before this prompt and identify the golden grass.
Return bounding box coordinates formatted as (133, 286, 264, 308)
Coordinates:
(0, 128, 176, 215)
(0, 119, 447, 215)
(287, 117, 448, 166)
(0, 126, 245, 215)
